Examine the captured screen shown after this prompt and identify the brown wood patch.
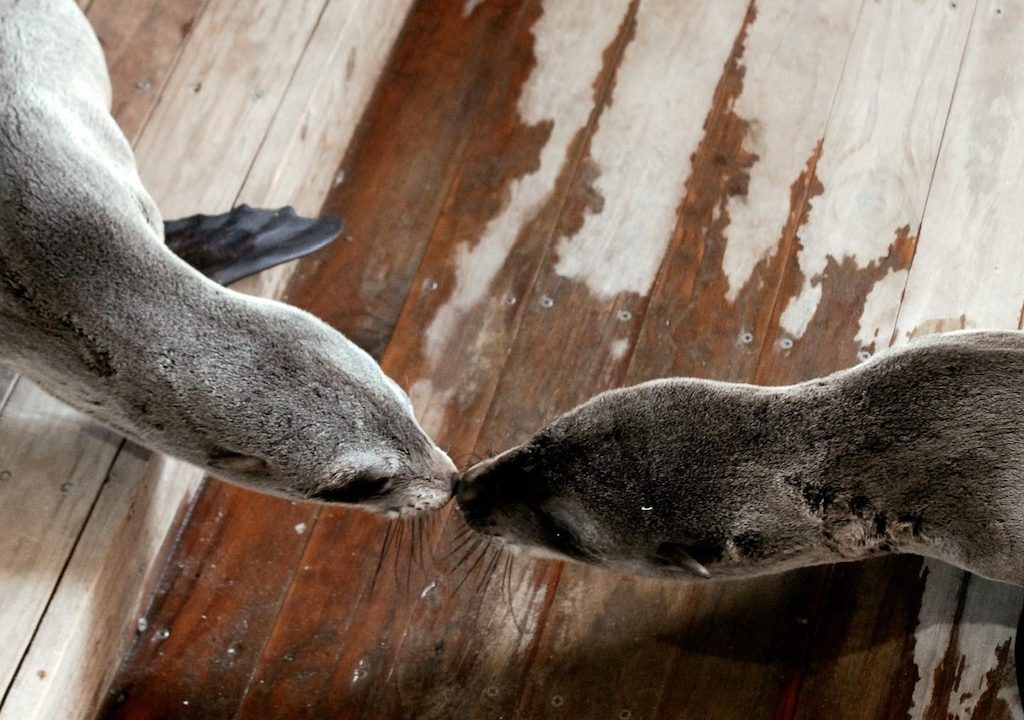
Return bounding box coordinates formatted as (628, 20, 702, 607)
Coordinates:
(87, 0, 210, 144)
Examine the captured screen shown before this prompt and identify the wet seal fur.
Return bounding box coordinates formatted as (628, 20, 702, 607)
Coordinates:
(459, 330, 1024, 585)
(0, 0, 456, 514)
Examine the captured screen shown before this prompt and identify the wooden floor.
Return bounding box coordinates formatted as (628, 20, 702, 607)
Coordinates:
(4, 0, 1024, 718)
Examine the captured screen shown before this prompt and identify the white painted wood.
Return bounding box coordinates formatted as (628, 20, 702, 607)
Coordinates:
(777, 0, 975, 343)
(132, 0, 331, 217)
(424, 0, 636, 362)
(721, 0, 863, 301)
(0, 382, 122, 694)
(895, 0, 1024, 340)
(0, 450, 202, 720)
(893, 2, 1024, 715)
(232, 0, 416, 300)
(551, 0, 750, 300)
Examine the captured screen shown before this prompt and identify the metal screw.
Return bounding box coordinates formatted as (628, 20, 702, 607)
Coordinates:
(780, 337, 794, 350)
(617, 310, 632, 322)
(539, 296, 555, 309)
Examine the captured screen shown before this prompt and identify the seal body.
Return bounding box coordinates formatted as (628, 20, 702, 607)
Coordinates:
(0, 0, 456, 513)
(458, 331, 1024, 584)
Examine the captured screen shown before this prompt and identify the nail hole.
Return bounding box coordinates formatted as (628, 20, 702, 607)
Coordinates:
(135, 79, 151, 91)
(425, 279, 438, 291)
(779, 337, 794, 350)
(619, 711, 632, 720)
(540, 296, 555, 309)
(739, 331, 754, 344)
(617, 309, 632, 321)
(551, 695, 564, 707)
(857, 349, 872, 362)
(156, 628, 171, 640)
(504, 295, 517, 305)
(485, 687, 499, 698)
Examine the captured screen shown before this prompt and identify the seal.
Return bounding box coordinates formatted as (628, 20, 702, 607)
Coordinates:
(0, 0, 457, 515)
(458, 330, 1024, 584)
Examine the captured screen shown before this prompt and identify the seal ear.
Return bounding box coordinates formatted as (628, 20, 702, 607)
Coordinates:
(653, 541, 711, 579)
(208, 448, 269, 474)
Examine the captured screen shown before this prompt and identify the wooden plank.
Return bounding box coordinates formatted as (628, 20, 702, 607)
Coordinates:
(760, 0, 974, 384)
(0, 450, 202, 720)
(86, 0, 210, 144)
(283, 0, 535, 355)
(102, 1, 534, 716)
(230, 0, 415, 300)
(0, 383, 122, 696)
(131, 0, 330, 217)
(230, 0, 635, 714)
(810, 1, 1024, 716)
(0, 3, 216, 715)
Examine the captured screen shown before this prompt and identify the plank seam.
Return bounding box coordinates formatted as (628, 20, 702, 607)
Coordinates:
(109, 0, 216, 149)
(229, 0, 335, 210)
(0, 373, 20, 415)
(888, 0, 982, 347)
(747, 0, 869, 382)
(0, 439, 126, 711)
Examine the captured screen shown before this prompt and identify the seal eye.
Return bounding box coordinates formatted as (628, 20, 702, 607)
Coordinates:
(309, 474, 391, 504)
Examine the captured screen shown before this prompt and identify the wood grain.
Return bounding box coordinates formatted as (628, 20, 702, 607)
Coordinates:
(0, 2, 217, 714)
(0, 383, 122, 695)
(79, 0, 1024, 717)
(103, 1, 534, 716)
(85, 0, 210, 144)
(0, 450, 201, 720)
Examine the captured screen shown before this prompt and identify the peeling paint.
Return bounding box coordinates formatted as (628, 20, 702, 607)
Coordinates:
(422, 0, 633, 367)
(721, 3, 861, 301)
(553, 0, 750, 299)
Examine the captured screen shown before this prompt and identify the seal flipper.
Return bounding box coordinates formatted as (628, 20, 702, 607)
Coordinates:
(163, 205, 343, 285)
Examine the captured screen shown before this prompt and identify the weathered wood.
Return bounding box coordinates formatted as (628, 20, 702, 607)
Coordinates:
(284, 0, 534, 356)
(792, 1, 1024, 716)
(103, 0, 531, 716)
(131, 0, 328, 217)
(230, 0, 415, 300)
(0, 2, 215, 714)
(0, 449, 202, 720)
(233, 0, 629, 714)
(0, 383, 122, 695)
(733, 3, 980, 718)
(86, 0, 210, 144)
(102, 483, 314, 719)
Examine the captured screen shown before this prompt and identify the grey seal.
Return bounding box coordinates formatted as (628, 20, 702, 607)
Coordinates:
(0, 0, 456, 514)
(458, 330, 1024, 584)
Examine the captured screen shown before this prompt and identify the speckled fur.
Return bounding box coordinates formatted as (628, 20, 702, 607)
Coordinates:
(459, 331, 1024, 585)
(0, 0, 456, 513)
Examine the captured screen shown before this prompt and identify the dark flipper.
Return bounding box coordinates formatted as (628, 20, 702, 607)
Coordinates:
(163, 205, 343, 285)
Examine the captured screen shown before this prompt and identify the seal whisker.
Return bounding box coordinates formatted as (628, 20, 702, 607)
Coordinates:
(452, 539, 492, 596)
